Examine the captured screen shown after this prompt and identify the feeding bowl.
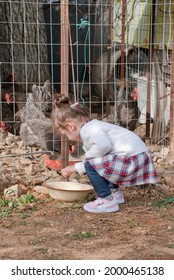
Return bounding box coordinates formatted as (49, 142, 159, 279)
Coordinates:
(44, 181, 93, 202)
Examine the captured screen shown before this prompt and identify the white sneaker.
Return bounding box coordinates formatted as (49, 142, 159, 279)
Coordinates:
(112, 190, 125, 204)
(83, 197, 119, 213)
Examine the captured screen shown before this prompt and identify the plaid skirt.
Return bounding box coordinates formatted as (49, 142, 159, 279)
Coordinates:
(88, 152, 157, 186)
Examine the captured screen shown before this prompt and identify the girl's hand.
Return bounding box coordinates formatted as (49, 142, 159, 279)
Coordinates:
(61, 165, 76, 177)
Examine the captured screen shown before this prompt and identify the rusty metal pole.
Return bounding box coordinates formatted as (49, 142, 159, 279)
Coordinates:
(146, 0, 155, 144)
(120, 0, 126, 93)
(169, 23, 174, 161)
(106, 0, 112, 116)
(60, 0, 69, 169)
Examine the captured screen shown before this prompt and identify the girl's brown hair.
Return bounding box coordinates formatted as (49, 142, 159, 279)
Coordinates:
(52, 94, 89, 128)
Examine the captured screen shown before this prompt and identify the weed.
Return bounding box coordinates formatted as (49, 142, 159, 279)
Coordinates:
(16, 230, 30, 235)
(153, 195, 174, 208)
(20, 213, 31, 219)
(55, 201, 82, 211)
(55, 202, 64, 208)
(84, 193, 95, 202)
(127, 201, 140, 206)
(0, 193, 40, 217)
(128, 219, 143, 227)
(30, 240, 37, 245)
(38, 248, 48, 254)
(72, 231, 96, 239)
(167, 243, 174, 249)
(0, 198, 11, 207)
(2, 222, 14, 228)
(45, 254, 70, 260)
(20, 220, 28, 226)
(18, 194, 39, 205)
(39, 235, 48, 242)
(0, 207, 12, 217)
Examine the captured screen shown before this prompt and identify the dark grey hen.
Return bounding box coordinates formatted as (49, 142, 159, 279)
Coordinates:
(19, 80, 61, 155)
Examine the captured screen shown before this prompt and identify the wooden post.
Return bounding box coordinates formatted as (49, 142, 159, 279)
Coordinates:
(169, 23, 174, 161)
(60, 0, 69, 169)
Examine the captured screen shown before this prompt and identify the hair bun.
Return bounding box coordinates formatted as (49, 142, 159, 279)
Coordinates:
(54, 94, 70, 108)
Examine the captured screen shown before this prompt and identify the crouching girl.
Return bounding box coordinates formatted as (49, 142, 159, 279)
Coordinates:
(52, 95, 157, 213)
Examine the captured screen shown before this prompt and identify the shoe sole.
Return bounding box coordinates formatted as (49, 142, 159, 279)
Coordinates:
(116, 198, 125, 204)
(83, 204, 119, 213)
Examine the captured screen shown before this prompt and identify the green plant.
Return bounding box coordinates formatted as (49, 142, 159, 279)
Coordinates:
(84, 193, 95, 202)
(128, 219, 143, 227)
(39, 235, 48, 242)
(72, 231, 96, 239)
(0, 208, 12, 217)
(0, 193, 40, 217)
(167, 243, 174, 249)
(20, 213, 31, 219)
(38, 248, 48, 254)
(18, 194, 39, 205)
(153, 195, 174, 208)
(29, 240, 37, 246)
(2, 222, 13, 228)
(0, 197, 11, 207)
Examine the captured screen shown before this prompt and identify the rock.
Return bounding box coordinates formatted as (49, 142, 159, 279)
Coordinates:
(152, 156, 158, 162)
(0, 177, 10, 191)
(0, 151, 7, 156)
(158, 177, 166, 185)
(153, 151, 160, 157)
(51, 170, 60, 178)
(156, 167, 166, 173)
(24, 165, 32, 176)
(79, 176, 90, 184)
(4, 184, 23, 198)
(149, 145, 161, 153)
(158, 184, 171, 192)
(9, 177, 19, 185)
(160, 147, 169, 158)
(34, 185, 49, 194)
(11, 147, 26, 154)
(70, 179, 78, 183)
(18, 140, 24, 148)
(157, 158, 163, 163)
(163, 172, 174, 187)
(1, 173, 9, 182)
(69, 173, 80, 180)
(16, 176, 29, 187)
(5, 135, 17, 146)
(20, 157, 32, 165)
(32, 175, 48, 186)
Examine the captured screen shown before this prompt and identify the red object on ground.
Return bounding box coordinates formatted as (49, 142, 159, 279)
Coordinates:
(44, 154, 78, 170)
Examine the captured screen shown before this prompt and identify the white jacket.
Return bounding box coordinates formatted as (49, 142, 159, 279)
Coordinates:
(75, 119, 148, 174)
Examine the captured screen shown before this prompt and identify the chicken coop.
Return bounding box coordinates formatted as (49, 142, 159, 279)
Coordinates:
(0, 0, 174, 191)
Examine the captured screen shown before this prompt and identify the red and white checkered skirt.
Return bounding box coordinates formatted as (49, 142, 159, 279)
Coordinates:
(88, 152, 157, 186)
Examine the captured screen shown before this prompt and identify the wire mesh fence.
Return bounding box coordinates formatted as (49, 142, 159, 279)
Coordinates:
(0, 0, 174, 189)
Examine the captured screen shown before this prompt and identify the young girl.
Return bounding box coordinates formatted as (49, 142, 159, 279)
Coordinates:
(52, 95, 157, 213)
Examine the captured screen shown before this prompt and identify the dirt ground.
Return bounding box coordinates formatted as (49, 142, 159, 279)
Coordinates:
(0, 186, 174, 260)
(0, 130, 174, 260)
